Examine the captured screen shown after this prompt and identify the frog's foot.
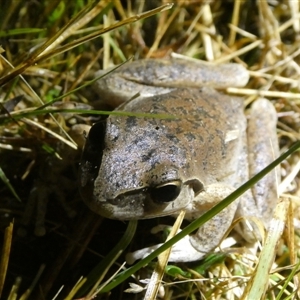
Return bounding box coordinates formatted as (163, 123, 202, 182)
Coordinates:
(18, 178, 77, 237)
(126, 236, 206, 264)
(126, 226, 207, 264)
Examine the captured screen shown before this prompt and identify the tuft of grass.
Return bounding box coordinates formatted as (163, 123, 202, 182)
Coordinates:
(0, 1, 300, 299)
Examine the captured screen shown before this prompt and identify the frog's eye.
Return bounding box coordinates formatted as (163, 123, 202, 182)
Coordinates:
(79, 121, 106, 192)
(150, 181, 181, 203)
(86, 121, 106, 150)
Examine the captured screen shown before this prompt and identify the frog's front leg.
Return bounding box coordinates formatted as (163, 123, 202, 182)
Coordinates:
(127, 184, 238, 263)
(235, 98, 279, 240)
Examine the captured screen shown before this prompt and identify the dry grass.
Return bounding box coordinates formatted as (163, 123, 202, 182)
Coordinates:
(0, 1, 300, 299)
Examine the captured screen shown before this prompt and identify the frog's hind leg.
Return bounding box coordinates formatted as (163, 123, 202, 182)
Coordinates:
(236, 98, 279, 241)
(247, 98, 279, 224)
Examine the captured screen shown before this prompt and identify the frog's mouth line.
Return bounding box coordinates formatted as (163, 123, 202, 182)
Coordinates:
(90, 178, 203, 219)
(106, 176, 204, 204)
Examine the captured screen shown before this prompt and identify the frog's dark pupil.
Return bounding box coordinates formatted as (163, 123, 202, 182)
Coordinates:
(150, 184, 181, 203)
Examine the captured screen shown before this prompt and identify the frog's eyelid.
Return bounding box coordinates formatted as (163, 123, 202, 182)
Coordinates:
(225, 129, 240, 143)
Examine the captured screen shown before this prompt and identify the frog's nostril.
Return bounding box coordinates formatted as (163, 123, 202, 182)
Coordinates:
(150, 181, 181, 203)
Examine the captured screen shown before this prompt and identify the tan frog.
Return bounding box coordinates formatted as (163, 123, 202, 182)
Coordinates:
(79, 58, 279, 262)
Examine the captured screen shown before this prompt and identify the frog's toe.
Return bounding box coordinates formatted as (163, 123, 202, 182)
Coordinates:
(66, 209, 77, 218)
(126, 244, 162, 265)
(17, 226, 28, 237)
(34, 226, 46, 236)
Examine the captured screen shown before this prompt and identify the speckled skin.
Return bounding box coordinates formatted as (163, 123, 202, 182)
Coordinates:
(79, 59, 279, 262)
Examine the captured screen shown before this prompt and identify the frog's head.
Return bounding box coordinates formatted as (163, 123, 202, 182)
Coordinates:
(79, 121, 204, 220)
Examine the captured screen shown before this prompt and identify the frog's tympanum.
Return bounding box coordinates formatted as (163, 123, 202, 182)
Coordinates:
(79, 59, 279, 262)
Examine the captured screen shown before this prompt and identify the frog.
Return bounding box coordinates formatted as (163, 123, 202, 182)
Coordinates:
(79, 58, 279, 263)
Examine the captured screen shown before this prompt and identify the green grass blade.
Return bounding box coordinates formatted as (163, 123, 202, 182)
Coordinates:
(76, 220, 137, 297)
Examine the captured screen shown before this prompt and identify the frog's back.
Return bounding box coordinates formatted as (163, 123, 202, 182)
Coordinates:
(109, 87, 246, 187)
(80, 86, 247, 219)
